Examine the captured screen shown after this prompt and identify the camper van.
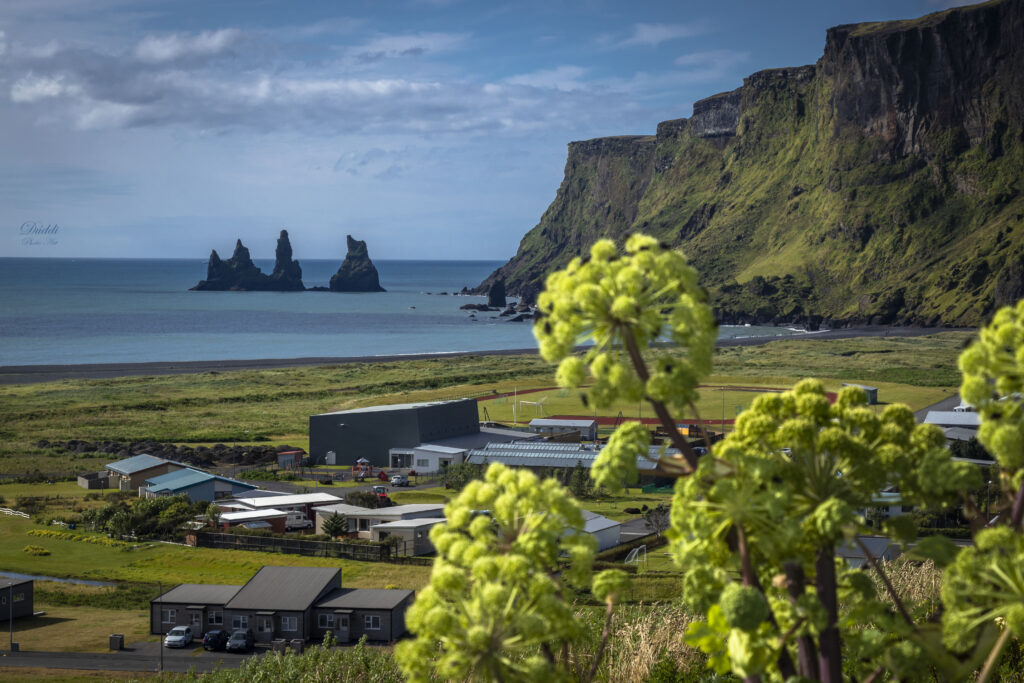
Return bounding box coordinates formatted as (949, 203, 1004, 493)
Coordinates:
(285, 512, 313, 531)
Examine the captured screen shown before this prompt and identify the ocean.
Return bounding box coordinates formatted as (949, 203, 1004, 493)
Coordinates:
(0, 258, 806, 367)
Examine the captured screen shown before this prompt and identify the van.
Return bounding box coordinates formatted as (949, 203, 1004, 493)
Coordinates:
(285, 512, 313, 531)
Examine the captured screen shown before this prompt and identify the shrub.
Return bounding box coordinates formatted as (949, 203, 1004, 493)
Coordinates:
(23, 544, 50, 555)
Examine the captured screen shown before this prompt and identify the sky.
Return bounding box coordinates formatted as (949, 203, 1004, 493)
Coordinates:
(0, 0, 978, 261)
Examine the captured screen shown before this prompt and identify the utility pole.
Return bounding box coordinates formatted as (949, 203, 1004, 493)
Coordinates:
(158, 582, 163, 673)
(9, 584, 12, 651)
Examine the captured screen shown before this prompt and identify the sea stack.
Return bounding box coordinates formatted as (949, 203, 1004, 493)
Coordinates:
(268, 230, 305, 291)
(329, 235, 386, 292)
(191, 239, 273, 291)
(487, 278, 507, 308)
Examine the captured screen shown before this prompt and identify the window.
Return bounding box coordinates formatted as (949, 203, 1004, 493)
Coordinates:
(339, 615, 349, 629)
(281, 616, 298, 632)
(416, 459, 429, 468)
(162, 609, 176, 624)
(232, 614, 248, 630)
(13, 592, 24, 603)
(318, 614, 335, 629)
(208, 611, 223, 625)
(359, 519, 369, 531)
(364, 615, 381, 631)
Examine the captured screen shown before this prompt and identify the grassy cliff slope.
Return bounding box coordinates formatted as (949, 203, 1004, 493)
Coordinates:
(479, 0, 1024, 327)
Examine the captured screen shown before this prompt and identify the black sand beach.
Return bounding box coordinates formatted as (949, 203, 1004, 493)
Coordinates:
(0, 326, 973, 385)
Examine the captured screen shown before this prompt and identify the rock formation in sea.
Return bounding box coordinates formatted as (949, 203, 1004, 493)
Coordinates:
(487, 278, 507, 308)
(329, 235, 386, 292)
(191, 233, 306, 291)
(269, 230, 305, 291)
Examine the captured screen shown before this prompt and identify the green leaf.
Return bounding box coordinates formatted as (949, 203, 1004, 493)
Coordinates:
(883, 514, 918, 545)
(908, 535, 962, 568)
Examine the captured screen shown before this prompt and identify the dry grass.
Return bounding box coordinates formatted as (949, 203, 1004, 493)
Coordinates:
(870, 558, 943, 617)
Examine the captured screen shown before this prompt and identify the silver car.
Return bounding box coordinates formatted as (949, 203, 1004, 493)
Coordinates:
(164, 625, 193, 648)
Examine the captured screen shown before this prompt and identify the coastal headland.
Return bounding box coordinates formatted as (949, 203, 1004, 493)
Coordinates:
(0, 326, 972, 385)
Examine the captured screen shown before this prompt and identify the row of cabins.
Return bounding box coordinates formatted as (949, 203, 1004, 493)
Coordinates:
(80, 454, 258, 502)
(151, 566, 412, 643)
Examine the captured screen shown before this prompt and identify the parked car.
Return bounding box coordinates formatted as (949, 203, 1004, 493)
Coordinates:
(226, 628, 255, 653)
(390, 474, 409, 487)
(285, 511, 313, 531)
(163, 625, 193, 648)
(203, 629, 230, 651)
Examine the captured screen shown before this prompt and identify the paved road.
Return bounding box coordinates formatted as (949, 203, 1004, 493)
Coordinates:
(0, 642, 265, 674)
(914, 392, 963, 422)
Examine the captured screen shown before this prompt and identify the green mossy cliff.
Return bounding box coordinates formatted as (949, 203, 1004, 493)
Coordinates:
(479, 0, 1024, 326)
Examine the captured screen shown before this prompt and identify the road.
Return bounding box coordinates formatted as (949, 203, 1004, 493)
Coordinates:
(0, 641, 264, 674)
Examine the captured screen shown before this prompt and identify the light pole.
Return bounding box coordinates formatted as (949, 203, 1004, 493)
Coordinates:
(158, 582, 163, 673)
(8, 584, 12, 651)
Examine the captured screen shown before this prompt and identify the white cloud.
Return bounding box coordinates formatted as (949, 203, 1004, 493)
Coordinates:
(348, 32, 468, 63)
(74, 100, 138, 129)
(134, 28, 243, 63)
(618, 22, 707, 48)
(505, 65, 588, 91)
(11, 74, 80, 102)
(674, 50, 744, 68)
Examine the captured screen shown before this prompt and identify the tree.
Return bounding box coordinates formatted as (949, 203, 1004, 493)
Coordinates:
(395, 464, 628, 682)
(322, 512, 348, 539)
(532, 236, 998, 682)
(569, 459, 590, 498)
(204, 502, 221, 528)
(642, 502, 670, 538)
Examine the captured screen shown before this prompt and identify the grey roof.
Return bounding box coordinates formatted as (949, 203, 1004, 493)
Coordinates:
(153, 583, 241, 605)
(584, 515, 621, 534)
(371, 518, 446, 529)
(226, 566, 340, 611)
(345, 503, 446, 519)
(419, 426, 537, 451)
(529, 419, 597, 428)
(466, 442, 665, 471)
(842, 383, 878, 391)
(316, 588, 413, 611)
(229, 489, 287, 499)
(315, 399, 471, 416)
(924, 411, 980, 428)
(943, 427, 980, 442)
(313, 503, 371, 517)
(106, 454, 173, 475)
(0, 578, 32, 590)
(414, 444, 467, 455)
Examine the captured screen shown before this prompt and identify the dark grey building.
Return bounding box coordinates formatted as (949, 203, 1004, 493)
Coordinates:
(0, 578, 33, 622)
(309, 399, 480, 466)
(150, 566, 414, 643)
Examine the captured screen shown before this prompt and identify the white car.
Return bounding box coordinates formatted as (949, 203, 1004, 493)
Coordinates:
(164, 625, 193, 648)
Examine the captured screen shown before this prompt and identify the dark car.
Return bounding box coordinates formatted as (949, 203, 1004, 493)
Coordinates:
(226, 628, 254, 653)
(203, 629, 230, 651)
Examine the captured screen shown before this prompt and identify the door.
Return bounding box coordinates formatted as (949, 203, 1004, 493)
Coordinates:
(336, 614, 350, 643)
(257, 616, 274, 642)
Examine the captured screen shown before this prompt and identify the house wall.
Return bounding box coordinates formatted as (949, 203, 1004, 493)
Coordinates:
(410, 446, 467, 473)
(371, 526, 438, 555)
(0, 581, 33, 622)
(590, 525, 621, 552)
(119, 463, 186, 492)
(308, 400, 479, 467)
(150, 602, 209, 636)
(350, 509, 444, 539)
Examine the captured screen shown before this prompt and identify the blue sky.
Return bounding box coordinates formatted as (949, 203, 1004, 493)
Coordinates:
(1, 0, 976, 261)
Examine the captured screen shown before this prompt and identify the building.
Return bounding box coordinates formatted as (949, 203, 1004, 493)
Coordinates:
(370, 518, 445, 556)
(151, 566, 413, 643)
(105, 454, 189, 493)
(229, 492, 343, 521)
(220, 509, 289, 533)
(308, 399, 481, 467)
(924, 411, 981, 429)
(312, 503, 371, 535)
(0, 578, 33, 622)
(582, 511, 622, 551)
(143, 468, 257, 503)
(388, 426, 536, 471)
(841, 383, 878, 405)
(837, 536, 902, 569)
(465, 441, 669, 485)
(528, 418, 598, 441)
(330, 503, 447, 539)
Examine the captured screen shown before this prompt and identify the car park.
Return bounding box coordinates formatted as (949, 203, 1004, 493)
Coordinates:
(203, 629, 229, 651)
(226, 628, 255, 653)
(163, 625, 193, 648)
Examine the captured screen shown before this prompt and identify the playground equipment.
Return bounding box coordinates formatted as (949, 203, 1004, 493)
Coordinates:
(518, 396, 548, 417)
(624, 545, 648, 570)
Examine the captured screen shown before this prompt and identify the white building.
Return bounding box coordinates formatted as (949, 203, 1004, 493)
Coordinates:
(528, 418, 598, 441)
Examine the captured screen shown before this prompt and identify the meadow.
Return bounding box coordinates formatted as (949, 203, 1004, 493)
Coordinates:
(0, 332, 970, 477)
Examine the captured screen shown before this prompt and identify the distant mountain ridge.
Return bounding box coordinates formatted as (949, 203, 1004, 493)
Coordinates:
(477, 0, 1024, 326)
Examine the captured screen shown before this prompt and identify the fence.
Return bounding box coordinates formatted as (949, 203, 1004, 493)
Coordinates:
(192, 532, 389, 561)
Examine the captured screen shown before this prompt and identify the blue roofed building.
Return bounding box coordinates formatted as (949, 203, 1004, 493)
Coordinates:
(143, 468, 257, 503)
